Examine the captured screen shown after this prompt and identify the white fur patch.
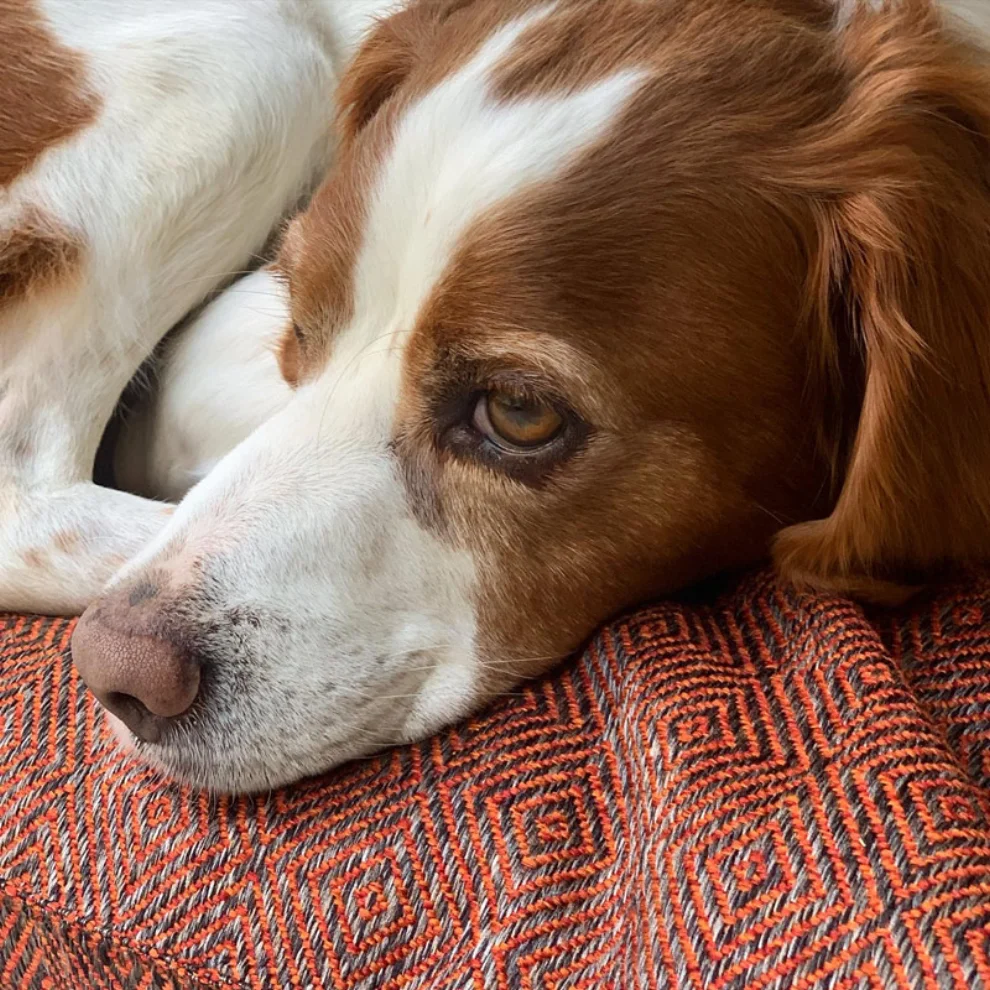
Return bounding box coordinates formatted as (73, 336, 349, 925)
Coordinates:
(352, 6, 647, 340)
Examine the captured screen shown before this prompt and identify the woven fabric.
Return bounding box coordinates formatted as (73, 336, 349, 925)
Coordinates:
(2, 570, 990, 989)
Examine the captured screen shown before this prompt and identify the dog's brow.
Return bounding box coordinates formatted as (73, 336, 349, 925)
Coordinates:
(449, 331, 613, 403)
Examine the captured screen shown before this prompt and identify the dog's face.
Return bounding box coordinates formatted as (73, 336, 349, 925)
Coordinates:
(73, 0, 990, 791)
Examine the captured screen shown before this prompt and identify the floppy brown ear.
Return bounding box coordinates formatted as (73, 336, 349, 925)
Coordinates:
(771, 0, 990, 603)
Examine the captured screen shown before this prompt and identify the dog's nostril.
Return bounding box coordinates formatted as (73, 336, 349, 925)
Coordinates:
(71, 584, 203, 745)
(104, 692, 167, 744)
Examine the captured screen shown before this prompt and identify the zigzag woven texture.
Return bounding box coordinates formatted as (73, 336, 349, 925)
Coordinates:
(2, 569, 990, 989)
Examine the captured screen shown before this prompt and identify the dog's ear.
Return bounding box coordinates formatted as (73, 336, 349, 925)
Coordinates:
(771, 0, 990, 602)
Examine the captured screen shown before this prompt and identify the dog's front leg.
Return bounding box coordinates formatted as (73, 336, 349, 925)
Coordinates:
(0, 166, 316, 614)
(0, 277, 180, 614)
(0, 0, 346, 614)
(0, 177, 314, 615)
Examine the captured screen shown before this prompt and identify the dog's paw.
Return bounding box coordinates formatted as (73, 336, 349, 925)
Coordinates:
(0, 483, 175, 614)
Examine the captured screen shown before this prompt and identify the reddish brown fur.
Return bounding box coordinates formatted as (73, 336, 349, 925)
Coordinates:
(276, 326, 303, 388)
(762, 1, 990, 601)
(0, 0, 99, 188)
(0, 209, 84, 307)
(274, 154, 368, 385)
(282, 0, 990, 669)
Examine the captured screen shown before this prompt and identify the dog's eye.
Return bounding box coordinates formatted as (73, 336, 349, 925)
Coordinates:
(292, 322, 305, 342)
(473, 390, 563, 450)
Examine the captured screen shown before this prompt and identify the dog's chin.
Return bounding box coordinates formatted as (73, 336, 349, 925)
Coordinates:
(100, 708, 395, 795)
(96, 657, 487, 793)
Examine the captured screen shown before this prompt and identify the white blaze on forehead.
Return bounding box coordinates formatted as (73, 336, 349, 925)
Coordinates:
(336, 4, 649, 393)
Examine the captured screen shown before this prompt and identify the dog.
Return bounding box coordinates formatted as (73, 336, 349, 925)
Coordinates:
(3, 0, 990, 793)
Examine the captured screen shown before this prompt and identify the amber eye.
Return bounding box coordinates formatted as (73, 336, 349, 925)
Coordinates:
(473, 390, 564, 450)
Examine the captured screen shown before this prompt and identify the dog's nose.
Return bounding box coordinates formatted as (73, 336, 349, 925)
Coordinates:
(71, 589, 200, 743)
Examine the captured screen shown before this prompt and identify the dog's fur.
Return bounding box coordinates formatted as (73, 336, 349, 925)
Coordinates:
(2, 0, 990, 792)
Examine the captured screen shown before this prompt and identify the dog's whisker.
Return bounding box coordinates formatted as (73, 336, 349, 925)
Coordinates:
(358, 688, 534, 702)
(210, 289, 286, 300)
(315, 329, 415, 447)
(371, 652, 567, 677)
(169, 269, 265, 288)
(315, 330, 412, 448)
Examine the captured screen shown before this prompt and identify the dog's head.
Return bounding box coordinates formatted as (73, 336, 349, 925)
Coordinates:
(73, 0, 990, 792)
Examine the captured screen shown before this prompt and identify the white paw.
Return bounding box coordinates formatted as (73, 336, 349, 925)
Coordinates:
(0, 483, 175, 614)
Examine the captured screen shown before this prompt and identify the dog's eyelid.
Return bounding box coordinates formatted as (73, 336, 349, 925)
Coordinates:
(439, 342, 612, 425)
(438, 357, 579, 413)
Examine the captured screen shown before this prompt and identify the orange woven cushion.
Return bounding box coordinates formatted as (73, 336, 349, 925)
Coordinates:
(2, 569, 990, 989)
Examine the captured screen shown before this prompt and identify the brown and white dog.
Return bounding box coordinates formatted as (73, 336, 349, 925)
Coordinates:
(3, 0, 990, 792)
